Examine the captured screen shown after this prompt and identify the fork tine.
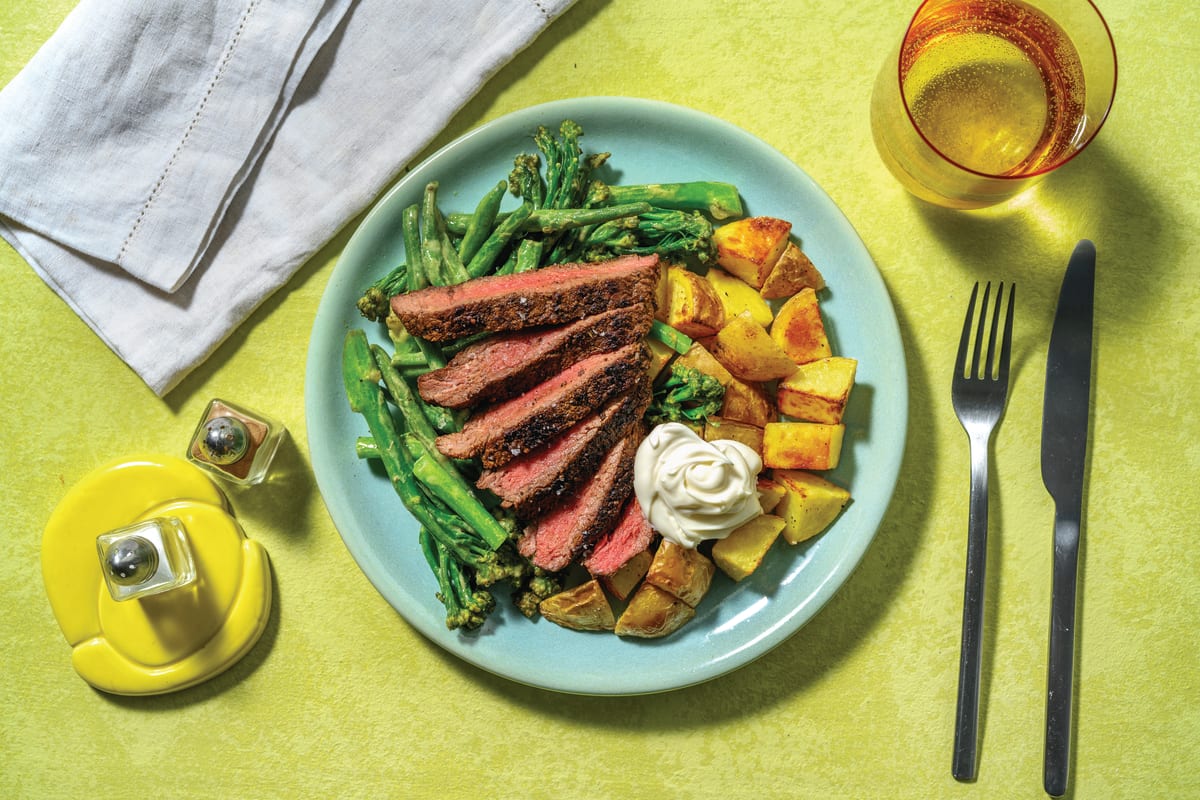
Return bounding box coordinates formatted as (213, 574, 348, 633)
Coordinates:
(997, 283, 1016, 383)
(955, 282, 980, 379)
(972, 282, 992, 380)
(984, 282, 1003, 380)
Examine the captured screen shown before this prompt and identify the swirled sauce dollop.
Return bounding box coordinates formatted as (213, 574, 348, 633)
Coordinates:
(633, 422, 763, 548)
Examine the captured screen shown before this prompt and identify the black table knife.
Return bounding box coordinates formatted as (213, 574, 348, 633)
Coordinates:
(1040, 240, 1096, 797)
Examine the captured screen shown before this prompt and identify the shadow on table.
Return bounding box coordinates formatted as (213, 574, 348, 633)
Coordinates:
(908, 140, 1179, 322)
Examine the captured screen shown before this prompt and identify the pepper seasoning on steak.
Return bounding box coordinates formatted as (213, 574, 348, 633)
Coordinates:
(389, 254, 659, 341)
(434, 342, 650, 469)
(416, 304, 653, 410)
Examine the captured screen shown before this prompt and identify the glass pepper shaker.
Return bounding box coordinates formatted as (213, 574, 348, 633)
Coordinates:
(187, 398, 285, 486)
(96, 517, 197, 602)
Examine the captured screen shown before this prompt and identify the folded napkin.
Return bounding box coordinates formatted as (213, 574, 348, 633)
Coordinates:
(0, 0, 574, 395)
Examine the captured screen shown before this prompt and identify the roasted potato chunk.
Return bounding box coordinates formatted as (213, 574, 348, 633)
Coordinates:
(645, 539, 715, 608)
(703, 416, 764, 456)
(770, 287, 832, 365)
(712, 216, 792, 288)
(757, 477, 786, 514)
(762, 421, 846, 470)
(614, 583, 696, 638)
(598, 549, 653, 602)
(721, 376, 775, 428)
(658, 265, 725, 338)
(712, 514, 786, 581)
(705, 266, 774, 328)
(645, 336, 678, 381)
(539, 579, 616, 631)
(776, 357, 858, 424)
(707, 311, 798, 382)
(774, 469, 851, 544)
(674, 341, 734, 387)
(760, 242, 826, 300)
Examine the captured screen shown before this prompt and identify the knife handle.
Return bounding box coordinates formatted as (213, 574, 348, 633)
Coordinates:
(952, 432, 990, 781)
(1044, 510, 1081, 797)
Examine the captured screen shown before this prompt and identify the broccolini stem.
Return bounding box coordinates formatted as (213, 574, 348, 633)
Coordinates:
(602, 182, 744, 219)
(649, 320, 694, 355)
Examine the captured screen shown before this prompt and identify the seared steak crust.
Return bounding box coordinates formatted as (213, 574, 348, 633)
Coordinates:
(475, 376, 651, 518)
(434, 343, 649, 469)
(417, 305, 653, 410)
(389, 254, 660, 341)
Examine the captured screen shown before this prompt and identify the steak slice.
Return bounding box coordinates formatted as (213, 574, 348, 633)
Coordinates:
(435, 343, 648, 469)
(389, 254, 660, 341)
(475, 376, 651, 518)
(522, 427, 640, 572)
(583, 497, 656, 577)
(417, 305, 653, 410)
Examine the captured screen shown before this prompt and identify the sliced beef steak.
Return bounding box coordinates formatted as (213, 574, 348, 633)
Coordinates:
(434, 343, 648, 469)
(475, 376, 651, 518)
(417, 305, 652, 410)
(582, 496, 656, 576)
(522, 427, 640, 572)
(389, 254, 659, 341)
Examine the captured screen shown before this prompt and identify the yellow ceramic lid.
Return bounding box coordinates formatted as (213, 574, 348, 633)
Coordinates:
(42, 455, 272, 695)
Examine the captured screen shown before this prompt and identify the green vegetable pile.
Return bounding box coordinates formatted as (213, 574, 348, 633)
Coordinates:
(343, 120, 741, 632)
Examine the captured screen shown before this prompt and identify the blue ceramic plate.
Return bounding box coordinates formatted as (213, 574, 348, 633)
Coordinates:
(306, 97, 907, 695)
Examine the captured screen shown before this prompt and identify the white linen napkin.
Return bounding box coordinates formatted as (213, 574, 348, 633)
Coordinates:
(0, 0, 574, 395)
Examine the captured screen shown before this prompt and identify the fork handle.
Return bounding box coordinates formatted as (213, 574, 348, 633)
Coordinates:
(952, 431, 991, 781)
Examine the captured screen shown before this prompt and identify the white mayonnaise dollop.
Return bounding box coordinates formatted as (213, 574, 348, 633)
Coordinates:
(633, 422, 763, 548)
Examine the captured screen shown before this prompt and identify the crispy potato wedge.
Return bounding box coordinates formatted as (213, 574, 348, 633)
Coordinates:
(711, 514, 786, 581)
(658, 265, 725, 338)
(675, 341, 734, 386)
(721, 376, 776, 428)
(645, 539, 715, 608)
(760, 242, 826, 300)
(770, 287, 832, 365)
(712, 216, 792, 288)
(598, 548, 653, 602)
(705, 267, 774, 328)
(776, 357, 858, 424)
(703, 416, 764, 456)
(774, 469, 851, 544)
(707, 311, 798, 382)
(539, 579, 616, 631)
(762, 421, 846, 470)
(614, 583, 696, 638)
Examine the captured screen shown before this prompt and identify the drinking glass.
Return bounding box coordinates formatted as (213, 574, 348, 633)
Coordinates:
(870, 0, 1117, 209)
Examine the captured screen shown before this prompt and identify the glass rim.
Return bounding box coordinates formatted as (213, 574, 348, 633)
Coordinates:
(896, 0, 1118, 181)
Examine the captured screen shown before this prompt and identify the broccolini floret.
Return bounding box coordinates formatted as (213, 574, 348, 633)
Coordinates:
(645, 363, 726, 427)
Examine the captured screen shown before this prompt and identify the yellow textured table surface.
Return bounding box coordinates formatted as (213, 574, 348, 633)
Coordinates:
(3, 2, 1197, 798)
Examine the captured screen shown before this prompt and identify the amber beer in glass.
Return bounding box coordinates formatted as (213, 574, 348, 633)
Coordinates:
(871, 0, 1116, 209)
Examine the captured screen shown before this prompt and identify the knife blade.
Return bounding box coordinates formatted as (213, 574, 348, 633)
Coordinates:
(1040, 239, 1096, 797)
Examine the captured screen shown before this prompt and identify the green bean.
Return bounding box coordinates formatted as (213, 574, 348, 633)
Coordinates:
(458, 180, 507, 265)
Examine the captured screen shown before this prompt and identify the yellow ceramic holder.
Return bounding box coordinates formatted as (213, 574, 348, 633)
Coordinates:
(42, 454, 272, 695)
